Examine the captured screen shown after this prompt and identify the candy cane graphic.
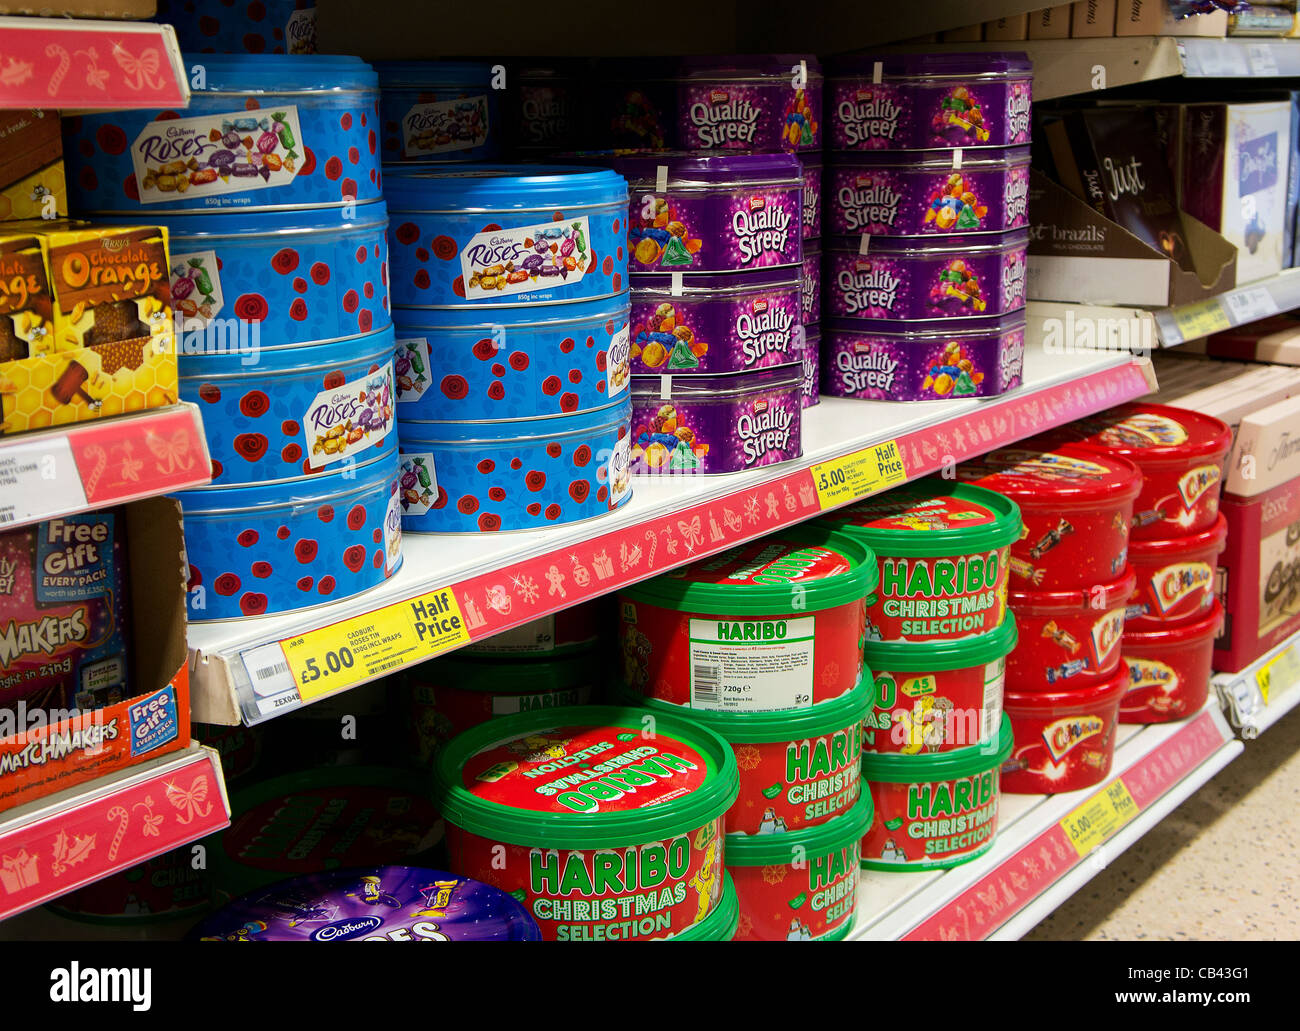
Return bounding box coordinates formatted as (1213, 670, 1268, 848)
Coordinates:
(83, 444, 107, 498)
(107, 805, 129, 861)
(644, 529, 658, 569)
(45, 44, 71, 96)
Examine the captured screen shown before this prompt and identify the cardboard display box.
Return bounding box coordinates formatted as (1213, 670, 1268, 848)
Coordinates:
(1029, 4, 1072, 38)
(1226, 394, 1300, 497)
(1073, 0, 1117, 36)
(0, 496, 191, 814)
(1116, 0, 1228, 36)
(941, 23, 984, 41)
(0, 111, 64, 222)
(984, 14, 1030, 39)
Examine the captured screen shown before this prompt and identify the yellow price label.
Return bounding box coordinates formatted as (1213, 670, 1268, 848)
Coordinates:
(812, 439, 907, 509)
(1256, 665, 1271, 706)
(1255, 645, 1300, 707)
(281, 586, 470, 703)
(1171, 298, 1231, 343)
(1059, 778, 1139, 858)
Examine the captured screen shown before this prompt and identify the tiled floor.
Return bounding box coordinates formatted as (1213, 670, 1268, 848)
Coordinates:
(1028, 706, 1300, 940)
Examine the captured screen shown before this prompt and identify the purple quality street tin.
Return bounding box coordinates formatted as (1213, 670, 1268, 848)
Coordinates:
(375, 61, 501, 163)
(828, 52, 1032, 152)
(825, 229, 1027, 321)
(630, 363, 803, 474)
(155, 0, 318, 55)
(630, 267, 800, 375)
(588, 60, 676, 150)
(802, 238, 821, 326)
(394, 292, 630, 420)
(675, 55, 823, 153)
(828, 147, 1030, 236)
(821, 311, 1025, 402)
(802, 154, 823, 239)
(189, 866, 540, 941)
(511, 64, 583, 156)
(800, 323, 820, 408)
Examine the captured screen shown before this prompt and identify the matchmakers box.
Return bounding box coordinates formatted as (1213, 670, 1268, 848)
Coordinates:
(0, 496, 192, 814)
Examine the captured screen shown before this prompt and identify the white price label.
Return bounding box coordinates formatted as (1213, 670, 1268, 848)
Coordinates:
(1222, 286, 1279, 327)
(241, 641, 300, 717)
(1247, 44, 1280, 78)
(0, 436, 89, 527)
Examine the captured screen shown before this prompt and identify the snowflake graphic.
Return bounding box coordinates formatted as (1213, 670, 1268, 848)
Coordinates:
(761, 864, 787, 886)
(511, 574, 539, 604)
(734, 745, 762, 772)
(737, 913, 753, 938)
(822, 661, 840, 687)
(744, 495, 761, 525)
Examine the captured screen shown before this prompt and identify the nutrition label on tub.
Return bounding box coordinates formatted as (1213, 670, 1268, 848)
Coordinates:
(688, 617, 815, 711)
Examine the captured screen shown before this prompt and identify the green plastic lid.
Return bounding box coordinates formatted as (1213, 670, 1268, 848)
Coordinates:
(621, 527, 878, 616)
(724, 792, 874, 866)
(434, 705, 740, 849)
(859, 714, 1014, 782)
(668, 873, 739, 941)
(611, 676, 872, 744)
(817, 478, 1021, 557)
(413, 649, 605, 695)
(863, 614, 1018, 671)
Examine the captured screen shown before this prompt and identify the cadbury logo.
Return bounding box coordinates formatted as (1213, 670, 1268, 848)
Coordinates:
(311, 917, 383, 941)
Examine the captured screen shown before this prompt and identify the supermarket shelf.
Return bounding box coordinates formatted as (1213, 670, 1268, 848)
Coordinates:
(0, 744, 230, 922)
(1214, 629, 1300, 740)
(187, 344, 1156, 726)
(0, 16, 188, 111)
(847, 702, 1242, 941)
(0, 403, 211, 531)
(1153, 269, 1300, 347)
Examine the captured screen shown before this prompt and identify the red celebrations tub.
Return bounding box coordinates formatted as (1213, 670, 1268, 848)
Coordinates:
(435, 705, 739, 941)
(618, 528, 876, 711)
(1047, 404, 1232, 541)
(1005, 567, 1136, 691)
(727, 793, 873, 941)
(860, 715, 1013, 871)
(959, 444, 1143, 590)
(817, 479, 1020, 643)
(1125, 515, 1227, 630)
(861, 616, 1016, 755)
(1002, 667, 1127, 795)
(1120, 601, 1224, 723)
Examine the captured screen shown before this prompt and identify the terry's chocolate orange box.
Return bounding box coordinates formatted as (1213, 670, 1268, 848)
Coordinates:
(0, 110, 65, 222)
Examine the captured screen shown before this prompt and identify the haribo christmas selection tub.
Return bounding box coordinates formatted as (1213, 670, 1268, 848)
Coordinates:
(182, 324, 395, 487)
(191, 866, 540, 942)
(178, 445, 402, 620)
(156, 0, 318, 56)
(674, 872, 739, 940)
(727, 792, 872, 942)
(613, 678, 869, 836)
(1006, 568, 1135, 692)
(1002, 667, 1128, 795)
(675, 55, 823, 153)
(397, 395, 632, 533)
(618, 529, 876, 711)
(827, 146, 1030, 236)
(861, 714, 1013, 871)
(817, 479, 1019, 644)
(385, 166, 627, 307)
(375, 61, 500, 163)
(1125, 515, 1227, 630)
(828, 52, 1032, 151)
(393, 292, 631, 420)
(861, 616, 1016, 755)
(960, 443, 1143, 590)
(1045, 403, 1232, 541)
(1121, 600, 1224, 723)
(629, 267, 801, 375)
(825, 229, 1028, 321)
(63, 55, 382, 213)
(822, 312, 1025, 401)
(435, 705, 739, 942)
(629, 363, 803, 474)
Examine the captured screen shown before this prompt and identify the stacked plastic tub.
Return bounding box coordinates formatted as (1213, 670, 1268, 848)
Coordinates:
(822, 53, 1031, 402)
(62, 55, 403, 620)
(615, 526, 877, 939)
(817, 479, 1020, 870)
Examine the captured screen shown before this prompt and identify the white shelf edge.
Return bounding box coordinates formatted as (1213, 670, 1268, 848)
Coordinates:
(1214, 626, 1300, 739)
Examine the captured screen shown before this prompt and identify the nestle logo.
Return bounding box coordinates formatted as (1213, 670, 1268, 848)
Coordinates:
(753, 298, 768, 313)
(710, 89, 729, 104)
(311, 916, 383, 941)
(855, 89, 875, 101)
(855, 175, 875, 188)
(754, 398, 769, 413)
(748, 195, 766, 212)
(854, 259, 874, 271)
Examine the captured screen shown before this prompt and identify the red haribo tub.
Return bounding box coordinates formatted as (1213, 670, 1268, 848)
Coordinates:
(1120, 600, 1224, 723)
(1045, 403, 1232, 541)
(618, 529, 876, 711)
(861, 616, 1017, 755)
(959, 443, 1143, 590)
(727, 793, 872, 941)
(1002, 667, 1127, 795)
(613, 677, 869, 836)
(861, 714, 1013, 871)
(435, 705, 739, 941)
(1125, 514, 1227, 630)
(1005, 567, 1135, 692)
(817, 479, 1020, 643)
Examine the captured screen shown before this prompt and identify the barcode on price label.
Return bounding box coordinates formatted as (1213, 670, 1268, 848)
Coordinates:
(241, 642, 300, 716)
(693, 664, 721, 705)
(1222, 286, 1278, 326)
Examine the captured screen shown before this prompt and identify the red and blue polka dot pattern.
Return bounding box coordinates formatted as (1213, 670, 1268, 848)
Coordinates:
(183, 326, 396, 487)
(399, 397, 631, 533)
(155, 0, 318, 55)
(178, 448, 400, 621)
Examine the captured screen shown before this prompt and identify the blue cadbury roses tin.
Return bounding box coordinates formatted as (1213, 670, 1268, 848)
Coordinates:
(189, 866, 540, 941)
(385, 166, 628, 307)
(155, 0, 318, 56)
(63, 55, 382, 213)
(393, 292, 631, 421)
(375, 61, 502, 164)
(398, 396, 632, 533)
(183, 325, 396, 488)
(178, 445, 402, 620)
